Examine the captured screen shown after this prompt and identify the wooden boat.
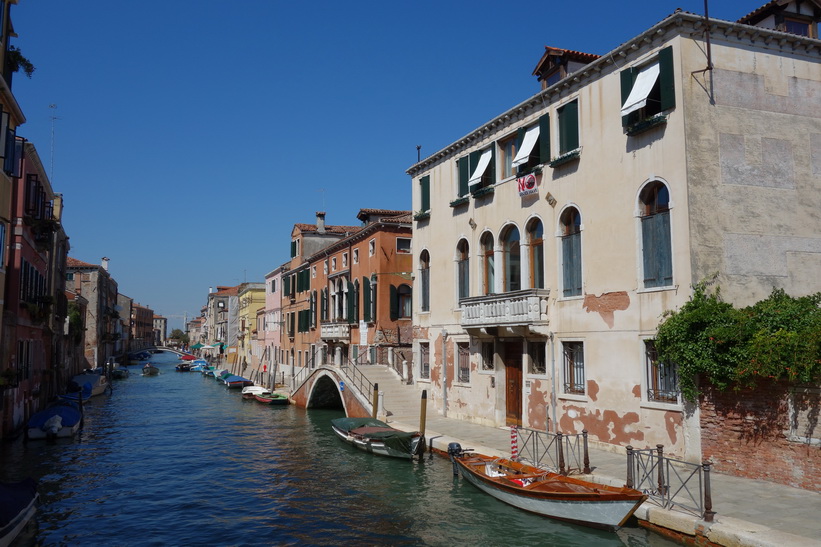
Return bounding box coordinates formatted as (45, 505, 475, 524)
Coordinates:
(175, 363, 191, 372)
(142, 364, 160, 376)
(58, 383, 92, 403)
(241, 385, 271, 399)
(71, 371, 109, 397)
(0, 478, 38, 546)
(110, 368, 130, 379)
(223, 375, 253, 389)
(448, 444, 647, 531)
(253, 393, 289, 405)
(26, 402, 83, 440)
(331, 417, 424, 459)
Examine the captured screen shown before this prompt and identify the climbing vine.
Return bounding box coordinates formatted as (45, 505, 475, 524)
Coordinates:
(655, 281, 821, 402)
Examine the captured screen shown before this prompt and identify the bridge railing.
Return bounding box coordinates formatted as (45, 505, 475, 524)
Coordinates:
(338, 358, 375, 405)
(290, 349, 320, 393)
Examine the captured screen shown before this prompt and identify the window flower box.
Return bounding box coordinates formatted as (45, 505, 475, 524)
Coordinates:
(413, 210, 430, 221)
(549, 149, 581, 168)
(449, 196, 469, 208)
(626, 114, 668, 136)
(472, 186, 495, 199)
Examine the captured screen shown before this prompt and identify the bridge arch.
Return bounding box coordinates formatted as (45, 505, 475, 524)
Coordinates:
(293, 368, 371, 418)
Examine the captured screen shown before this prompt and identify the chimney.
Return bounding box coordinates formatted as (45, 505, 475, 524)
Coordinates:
(101, 257, 110, 271)
(209, 286, 213, 294)
(316, 211, 326, 234)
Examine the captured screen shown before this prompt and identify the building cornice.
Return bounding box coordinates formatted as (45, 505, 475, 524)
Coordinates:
(406, 10, 821, 177)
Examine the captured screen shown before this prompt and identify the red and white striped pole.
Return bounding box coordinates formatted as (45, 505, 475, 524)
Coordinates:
(510, 426, 518, 460)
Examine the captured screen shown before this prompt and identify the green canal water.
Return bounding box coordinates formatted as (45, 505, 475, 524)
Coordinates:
(1, 363, 680, 546)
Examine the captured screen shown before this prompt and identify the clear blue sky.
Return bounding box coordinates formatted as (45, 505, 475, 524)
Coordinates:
(12, 1, 745, 331)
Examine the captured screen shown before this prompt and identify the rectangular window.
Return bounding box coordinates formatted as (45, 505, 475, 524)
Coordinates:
(420, 263, 430, 312)
(620, 46, 675, 128)
(456, 156, 470, 197)
(645, 341, 679, 403)
(528, 342, 546, 375)
(396, 238, 411, 254)
(342, 253, 348, 268)
(557, 100, 579, 155)
(468, 148, 495, 193)
(481, 342, 494, 371)
(562, 341, 585, 394)
(499, 135, 517, 179)
(270, 279, 277, 293)
(512, 123, 542, 172)
(369, 239, 376, 256)
(353, 249, 359, 264)
(324, 260, 328, 274)
(457, 255, 469, 301)
(331, 258, 337, 271)
(419, 175, 430, 212)
(457, 342, 470, 383)
(420, 343, 430, 379)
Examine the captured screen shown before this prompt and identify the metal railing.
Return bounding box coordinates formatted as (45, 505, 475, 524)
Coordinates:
(627, 445, 715, 522)
(339, 358, 375, 402)
(513, 427, 591, 476)
(290, 350, 320, 392)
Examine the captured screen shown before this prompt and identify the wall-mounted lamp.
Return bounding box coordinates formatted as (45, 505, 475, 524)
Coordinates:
(468, 218, 477, 230)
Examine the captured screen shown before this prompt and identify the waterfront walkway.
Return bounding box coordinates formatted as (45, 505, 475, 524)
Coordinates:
(370, 373, 821, 547)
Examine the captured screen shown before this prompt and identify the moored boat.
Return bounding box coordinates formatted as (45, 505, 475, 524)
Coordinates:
(0, 478, 38, 546)
(240, 385, 271, 399)
(175, 363, 191, 372)
(253, 393, 289, 405)
(448, 444, 647, 531)
(110, 368, 130, 379)
(26, 401, 83, 440)
(71, 371, 109, 397)
(142, 364, 160, 376)
(58, 383, 92, 403)
(331, 417, 424, 459)
(223, 375, 253, 389)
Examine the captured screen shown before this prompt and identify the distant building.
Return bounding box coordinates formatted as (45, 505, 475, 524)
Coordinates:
(153, 315, 167, 346)
(66, 257, 119, 369)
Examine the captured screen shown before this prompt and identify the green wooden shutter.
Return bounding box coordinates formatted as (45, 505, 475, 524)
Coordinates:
(620, 67, 637, 127)
(559, 100, 579, 153)
(310, 291, 316, 327)
(458, 157, 469, 196)
(488, 147, 496, 185)
(363, 276, 371, 322)
(642, 215, 658, 287)
(321, 288, 328, 321)
(658, 46, 675, 112)
(420, 175, 430, 212)
(562, 233, 581, 297)
(469, 150, 481, 190)
(538, 114, 550, 162)
(283, 276, 291, 296)
(290, 241, 296, 258)
(347, 280, 355, 324)
(389, 284, 398, 321)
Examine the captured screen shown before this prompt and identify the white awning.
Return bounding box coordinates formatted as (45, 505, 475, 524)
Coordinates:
(512, 125, 540, 167)
(621, 62, 660, 116)
(468, 149, 493, 187)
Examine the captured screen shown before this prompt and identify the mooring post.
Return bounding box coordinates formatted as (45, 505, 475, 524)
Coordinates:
(656, 444, 666, 496)
(626, 445, 635, 489)
(703, 461, 716, 522)
(582, 429, 591, 474)
(557, 432, 566, 475)
(371, 382, 379, 419)
(418, 390, 427, 462)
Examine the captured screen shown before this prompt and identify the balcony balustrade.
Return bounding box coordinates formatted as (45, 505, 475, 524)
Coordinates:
(460, 288, 550, 329)
(320, 322, 350, 340)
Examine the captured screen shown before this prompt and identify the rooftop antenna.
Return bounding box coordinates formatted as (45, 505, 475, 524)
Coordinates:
(49, 104, 60, 182)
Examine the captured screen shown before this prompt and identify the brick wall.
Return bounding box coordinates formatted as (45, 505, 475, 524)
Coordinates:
(699, 380, 820, 491)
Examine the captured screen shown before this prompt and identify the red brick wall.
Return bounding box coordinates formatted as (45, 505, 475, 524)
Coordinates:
(699, 381, 820, 491)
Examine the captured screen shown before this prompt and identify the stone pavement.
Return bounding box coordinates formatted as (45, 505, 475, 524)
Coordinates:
(363, 366, 821, 547)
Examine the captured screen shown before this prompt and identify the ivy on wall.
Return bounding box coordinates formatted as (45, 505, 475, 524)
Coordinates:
(655, 278, 821, 402)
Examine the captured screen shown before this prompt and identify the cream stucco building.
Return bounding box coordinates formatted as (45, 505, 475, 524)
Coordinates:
(407, 2, 821, 460)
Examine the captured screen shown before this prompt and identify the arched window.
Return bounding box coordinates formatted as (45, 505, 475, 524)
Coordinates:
(420, 250, 430, 311)
(480, 232, 495, 295)
(502, 225, 521, 292)
(560, 207, 582, 297)
(640, 181, 672, 288)
(456, 239, 470, 301)
(527, 219, 544, 289)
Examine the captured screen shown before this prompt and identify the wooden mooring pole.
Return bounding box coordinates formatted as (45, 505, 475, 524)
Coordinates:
(371, 382, 379, 419)
(418, 390, 427, 462)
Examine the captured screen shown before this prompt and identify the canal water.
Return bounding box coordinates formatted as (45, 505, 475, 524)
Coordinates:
(1, 360, 679, 546)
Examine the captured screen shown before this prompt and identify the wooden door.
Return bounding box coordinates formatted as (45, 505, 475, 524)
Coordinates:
(504, 342, 523, 427)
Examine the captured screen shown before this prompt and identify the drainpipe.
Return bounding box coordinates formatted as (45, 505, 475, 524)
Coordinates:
(549, 331, 557, 433)
(442, 328, 448, 417)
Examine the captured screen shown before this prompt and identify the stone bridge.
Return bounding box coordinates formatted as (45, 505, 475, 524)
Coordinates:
(290, 366, 373, 418)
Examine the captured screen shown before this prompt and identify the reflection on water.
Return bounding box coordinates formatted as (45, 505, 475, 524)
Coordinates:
(1, 364, 679, 546)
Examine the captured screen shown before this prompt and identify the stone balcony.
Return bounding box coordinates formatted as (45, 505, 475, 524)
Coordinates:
(460, 288, 551, 333)
(320, 322, 350, 340)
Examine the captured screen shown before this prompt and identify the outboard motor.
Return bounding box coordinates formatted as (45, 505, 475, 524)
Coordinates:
(448, 442, 464, 476)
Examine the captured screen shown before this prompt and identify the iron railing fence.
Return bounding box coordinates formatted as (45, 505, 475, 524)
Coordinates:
(627, 445, 715, 522)
(513, 427, 591, 476)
